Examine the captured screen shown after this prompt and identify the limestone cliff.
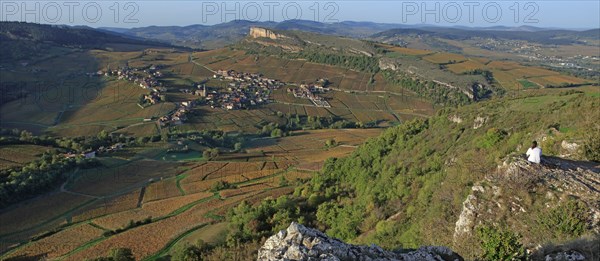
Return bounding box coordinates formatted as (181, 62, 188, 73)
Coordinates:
(258, 222, 463, 261)
(249, 27, 288, 40)
(246, 27, 302, 52)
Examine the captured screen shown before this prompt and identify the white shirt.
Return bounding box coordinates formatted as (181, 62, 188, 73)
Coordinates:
(526, 147, 542, 164)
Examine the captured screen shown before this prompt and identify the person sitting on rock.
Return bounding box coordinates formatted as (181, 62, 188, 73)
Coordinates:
(526, 141, 542, 164)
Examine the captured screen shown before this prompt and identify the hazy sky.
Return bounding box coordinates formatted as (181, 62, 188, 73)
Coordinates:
(1, 1, 598, 29)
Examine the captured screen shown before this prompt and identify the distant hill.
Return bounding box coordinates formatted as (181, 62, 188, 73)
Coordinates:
(0, 21, 171, 62)
(100, 20, 402, 49)
(370, 26, 600, 45)
(0, 21, 166, 48)
(101, 20, 600, 49)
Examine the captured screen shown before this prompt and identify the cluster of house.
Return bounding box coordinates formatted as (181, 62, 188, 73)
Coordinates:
(158, 100, 197, 126)
(207, 70, 284, 110)
(91, 65, 167, 105)
(288, 83, 331, 108)
(64, 143, 125, 159)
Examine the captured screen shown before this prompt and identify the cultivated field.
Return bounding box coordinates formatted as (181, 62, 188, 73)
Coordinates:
(423, 52, 467, 64)
(0, 128, 382, 260)
(0, 144, 51, 170)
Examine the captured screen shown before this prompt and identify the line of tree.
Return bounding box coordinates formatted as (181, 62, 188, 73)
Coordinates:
(289, 51, 381, 73)
(0, 148, 99, 208)
(259, 113, 377, 138)
(381, 69, 472, 106)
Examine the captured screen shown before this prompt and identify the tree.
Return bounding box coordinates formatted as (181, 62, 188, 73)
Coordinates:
(173, 243, 202, 261)
(234, 142, 242, 152)
(476, 226, 526, 261)
(110, 248, 135, 261)
(325, 139, 337, 148)
(97, 130, 109, 141)
(271, 128, 283, 138)
(203, 148, 219, 160)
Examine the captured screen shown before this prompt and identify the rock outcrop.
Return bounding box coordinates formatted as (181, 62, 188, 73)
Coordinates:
(454, 156, 600, 240)
(249, 27, 288, 40)
(379, 58, 399, 71)
(247, 27, 302, 52)
(258, 222, 463, 261)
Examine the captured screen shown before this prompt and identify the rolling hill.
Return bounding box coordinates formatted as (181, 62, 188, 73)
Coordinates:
(0, 21, 172, 63)
(370, 26, 600, 45)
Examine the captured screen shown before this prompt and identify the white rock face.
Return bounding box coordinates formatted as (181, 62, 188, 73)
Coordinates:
(258, 222, 463, 261)
(560, 140, 581, 158)
(473, 116, 487, 129)
(379, 58, 399, 71)
(448, 115, 463, 124)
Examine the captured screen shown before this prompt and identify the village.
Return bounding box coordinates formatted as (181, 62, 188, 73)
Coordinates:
(90, 65, 198, 127)
(64, 142, 125, 159)
(207, 69, 284, 110)
(288, 83, 331, 108)
(88, 67, 331, 126)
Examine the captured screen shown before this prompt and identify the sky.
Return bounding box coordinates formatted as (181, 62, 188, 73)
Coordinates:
(1, 1, 599, 29)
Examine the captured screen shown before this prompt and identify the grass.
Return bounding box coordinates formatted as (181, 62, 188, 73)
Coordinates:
(518, 79, 539, 89)
(176, 174, 188, 195)
(164, 222, 228, 258)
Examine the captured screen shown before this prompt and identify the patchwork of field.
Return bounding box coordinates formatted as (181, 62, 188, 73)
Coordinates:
(380, 44, 592, 91)
(0, 129, 380, 260)
(193, 49, 427, 95)
(449, 57, 591, 89)
(1, 45, 438, 136)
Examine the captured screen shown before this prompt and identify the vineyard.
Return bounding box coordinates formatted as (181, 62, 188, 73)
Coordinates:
(0, 129, 380, 260)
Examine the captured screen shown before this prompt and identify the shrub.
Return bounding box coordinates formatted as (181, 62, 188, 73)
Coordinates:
(582, 124, 600, 162)
(537, 200, 590, 239)
(211, 181, 234, 192)
(109, 248, 135, 261)
(478, 128, 507, 149)
(476, 225, 526, 261)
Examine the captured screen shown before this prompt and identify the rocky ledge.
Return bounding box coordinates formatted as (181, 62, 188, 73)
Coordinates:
(257, 222, 462, 261)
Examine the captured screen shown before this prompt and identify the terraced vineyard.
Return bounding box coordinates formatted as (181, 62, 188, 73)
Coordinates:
(0, 129, 380, 260)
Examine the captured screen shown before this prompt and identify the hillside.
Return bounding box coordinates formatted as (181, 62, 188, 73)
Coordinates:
(370, 27, 600, 46)
(0, 22, 170, 62)
(210, 89, 599, 260)
(103, 20, 600, 50)
(298, 90, 600, 259)
(101, 20, 401, 49)
(0, 21, 598, 261)
(238, 27, 590, 106)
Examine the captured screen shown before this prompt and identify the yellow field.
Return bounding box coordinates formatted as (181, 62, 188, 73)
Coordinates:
(492, 69, 522, 90)
(4, 224, 104, 260)
(446, 60, 486, 74)
(387, 46, 434, 56)
(143, 178, 182, 203)
(486, 61, 523, 70)
(72, 189, 142, 222)
(507, 67, 559, 78)
(529, 75, 590, 87)
(423, 52, 467, 64)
